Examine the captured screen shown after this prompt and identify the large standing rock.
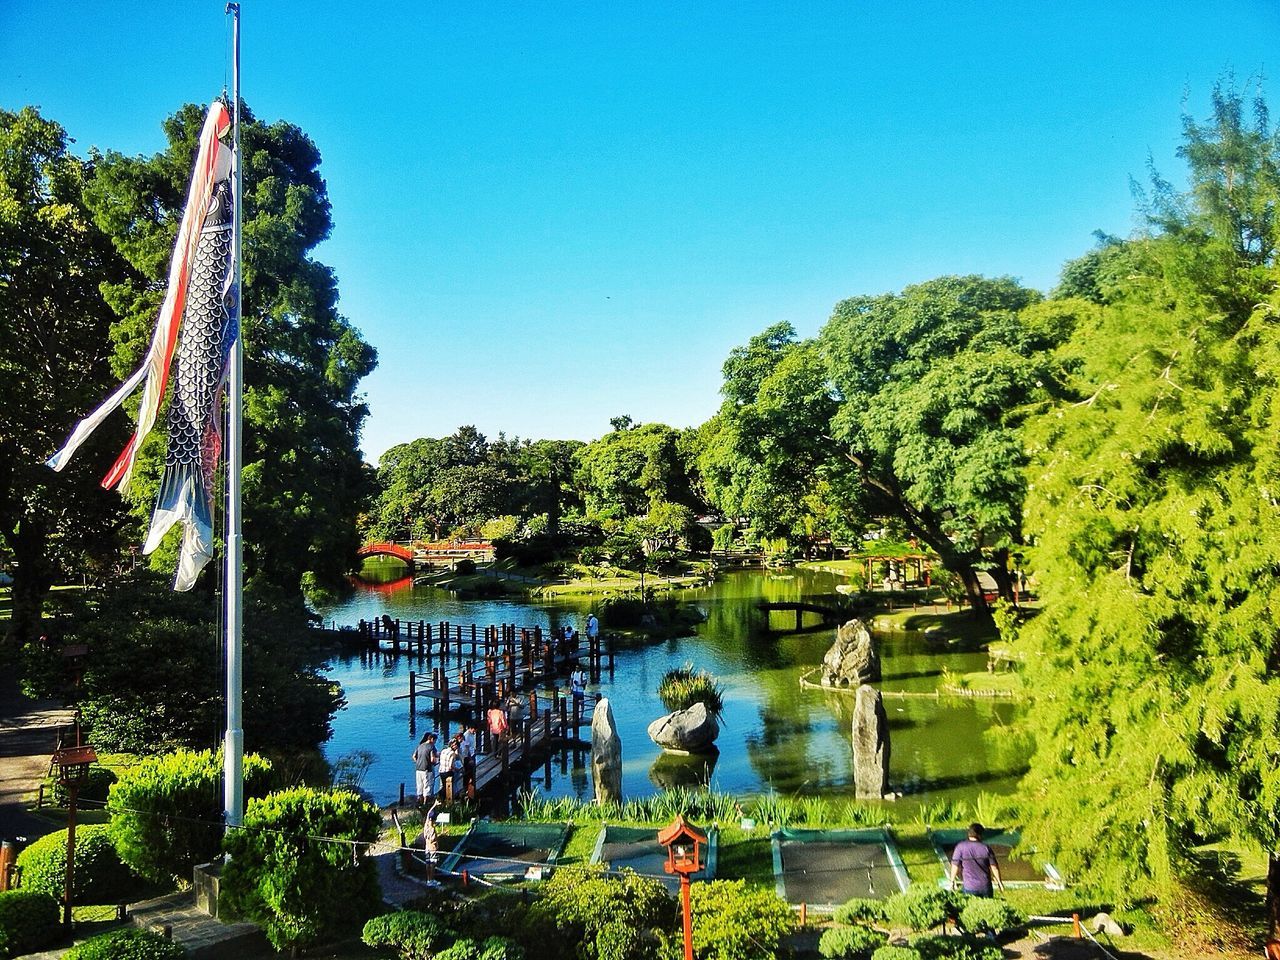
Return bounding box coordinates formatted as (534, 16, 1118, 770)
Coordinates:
(821, 618, 880, 686)
(591, 698, 623, 805)
(647, 702, 720, 754)
(851, 684, 890, 799)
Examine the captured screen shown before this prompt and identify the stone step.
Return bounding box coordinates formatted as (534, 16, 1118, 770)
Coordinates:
(128, 891, 270, 959)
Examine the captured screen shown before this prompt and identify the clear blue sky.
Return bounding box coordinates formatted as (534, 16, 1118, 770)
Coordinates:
(3, 1, 1277, 461)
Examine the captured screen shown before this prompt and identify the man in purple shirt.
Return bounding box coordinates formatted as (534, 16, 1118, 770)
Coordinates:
(949, 823, 1005, 897)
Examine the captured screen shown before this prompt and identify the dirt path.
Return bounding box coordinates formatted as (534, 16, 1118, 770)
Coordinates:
(0, 672, 74, 843)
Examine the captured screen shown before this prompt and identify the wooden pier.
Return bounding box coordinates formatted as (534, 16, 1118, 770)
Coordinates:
(331, 616, 614, 801)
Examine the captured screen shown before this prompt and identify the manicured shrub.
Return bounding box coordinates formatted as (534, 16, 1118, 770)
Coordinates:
(108, 748, 272, 884)
(958, 897, 1022, 937)
(882, 883, 963, 932)
(15, 825, 136, 905)
(528, 866, 674, 960)
(435, 937, 524, 960)
(834, 897, 886, 925)
(680, 880, 795, 960)
(819, 924, 887, 958)
(63, 927, 187, 959)
(220, 787, 382, 952)
(596, 920, 646, 960)
(908, 933, 1002, 960)
(0, 889, 60, 958)
(870, 947, 921, 960)
(362, 910, 454, 959)
(44, 765, 118, 809)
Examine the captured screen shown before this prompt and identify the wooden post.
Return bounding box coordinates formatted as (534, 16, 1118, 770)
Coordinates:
(558, 694, 567, 740)
(409, 671, 416, 717)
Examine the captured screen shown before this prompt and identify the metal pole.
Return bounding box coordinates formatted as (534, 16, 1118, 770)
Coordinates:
(223, 0, 245, 832)
(62, 785, 78, 925)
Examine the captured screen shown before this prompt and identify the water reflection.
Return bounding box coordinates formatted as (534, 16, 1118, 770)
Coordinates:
(649, 749, 718, 790)
(314, 565, 1028, 808)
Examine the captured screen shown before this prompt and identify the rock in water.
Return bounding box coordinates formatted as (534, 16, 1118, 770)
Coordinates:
(821, 618, 880, 686)
(851, 684, 890, 799)
(647, 702, 720, 754)
(591, 697, 623, 804)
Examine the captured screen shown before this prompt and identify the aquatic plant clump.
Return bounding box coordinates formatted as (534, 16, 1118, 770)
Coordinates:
(657, 664, 724, 715)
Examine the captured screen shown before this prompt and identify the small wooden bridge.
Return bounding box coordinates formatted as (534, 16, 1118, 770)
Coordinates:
(756, 600, 846, 632)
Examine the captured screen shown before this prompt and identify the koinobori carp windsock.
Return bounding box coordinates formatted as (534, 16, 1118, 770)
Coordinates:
(47, 100, 238, 591)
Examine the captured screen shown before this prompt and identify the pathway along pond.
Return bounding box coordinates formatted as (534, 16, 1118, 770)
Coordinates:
(314, 565, 1028, 809)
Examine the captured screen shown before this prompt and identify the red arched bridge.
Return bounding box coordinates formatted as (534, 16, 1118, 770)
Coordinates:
(357, 542, 415, 563)
(357, 540, 495, 567)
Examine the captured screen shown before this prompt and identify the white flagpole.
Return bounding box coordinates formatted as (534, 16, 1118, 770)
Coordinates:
(224, 0, 245, 831)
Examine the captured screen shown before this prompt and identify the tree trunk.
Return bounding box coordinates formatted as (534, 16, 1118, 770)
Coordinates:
(989, 548, 1016, 604)
(895, 515, 990, 617)
(6, 516, 53, 650)
(1266, 853, 1280, 944)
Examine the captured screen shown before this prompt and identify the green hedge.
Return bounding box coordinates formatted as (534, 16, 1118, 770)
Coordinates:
(0, 889, 60, 959)
(64, 927, 187, 959)
(870, 947, 920, 960)
(881, 884, 963, 932)
(362, 910, 453, 958)
(221, 787, 382, 951)
(15, 825, 137, 905)
(958, 897, 1022, 936)
(819, 924, 887, 958)
(834, 897, 886, 925)
(108, 748, 272, 884)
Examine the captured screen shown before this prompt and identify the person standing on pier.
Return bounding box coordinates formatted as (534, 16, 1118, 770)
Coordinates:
(487, 699, 509, 746)
(460, 724, 477, 797)
(586, 613, 599, 645)
(570, 662, 586, 712)
(438, 736, 459, 803)
(412, 732, 439, 806)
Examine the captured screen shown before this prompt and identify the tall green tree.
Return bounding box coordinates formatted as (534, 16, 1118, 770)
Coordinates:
(1014, 82, 1280, 931)
(84, 102, 376, 594)
(699, 323, 853, 550)
(574, 421, 704, 519)
(820, 276, 1065, 611)
(0, 107, 132, 651)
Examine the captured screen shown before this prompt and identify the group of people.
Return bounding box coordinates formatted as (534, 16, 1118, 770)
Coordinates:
(411, 723, 478, 806)
(408, 614, 600, 808)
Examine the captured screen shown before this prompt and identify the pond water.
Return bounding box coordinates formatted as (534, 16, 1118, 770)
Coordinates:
(313, 563, 1027, 809)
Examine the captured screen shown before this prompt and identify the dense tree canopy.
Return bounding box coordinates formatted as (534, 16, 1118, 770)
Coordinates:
(84, 101, 376, 594)
(0, 107, 133, 651)
(821, 275, 1070, 610)
(1013, 82, 1280, 923)
(699, 323, 853, 548)
(366, 427, 586, 541)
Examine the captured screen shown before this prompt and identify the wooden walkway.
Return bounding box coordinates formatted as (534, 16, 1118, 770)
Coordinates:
(322, 615, 611, 803)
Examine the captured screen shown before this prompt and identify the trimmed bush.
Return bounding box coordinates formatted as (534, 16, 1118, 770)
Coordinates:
(435, 937, 524, 960)
(362, 910, 454, 959)
(527, 866, 674, 960)
(63, 927, 187, 959)
(871, 948, 921, 960)
(819, 924, 887, 958)
(44, 765, 118, 809)
(908, 933, 1003, 960)
(108, 748, 272, 884)
(958, 897, 1022, 937)
(0, 890, 60, 958)
(220, 787, 382, 951)
(882, 883, 963, 932)
(834, 897, 886, 925)
(15, 825, 136, 905)
(681, 880, 795, 960)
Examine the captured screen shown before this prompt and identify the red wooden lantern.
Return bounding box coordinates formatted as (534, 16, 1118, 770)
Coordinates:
(658, 816, 706, 960)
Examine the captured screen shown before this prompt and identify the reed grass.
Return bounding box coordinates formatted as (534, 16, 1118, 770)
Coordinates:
(656, 664, 725, 715)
